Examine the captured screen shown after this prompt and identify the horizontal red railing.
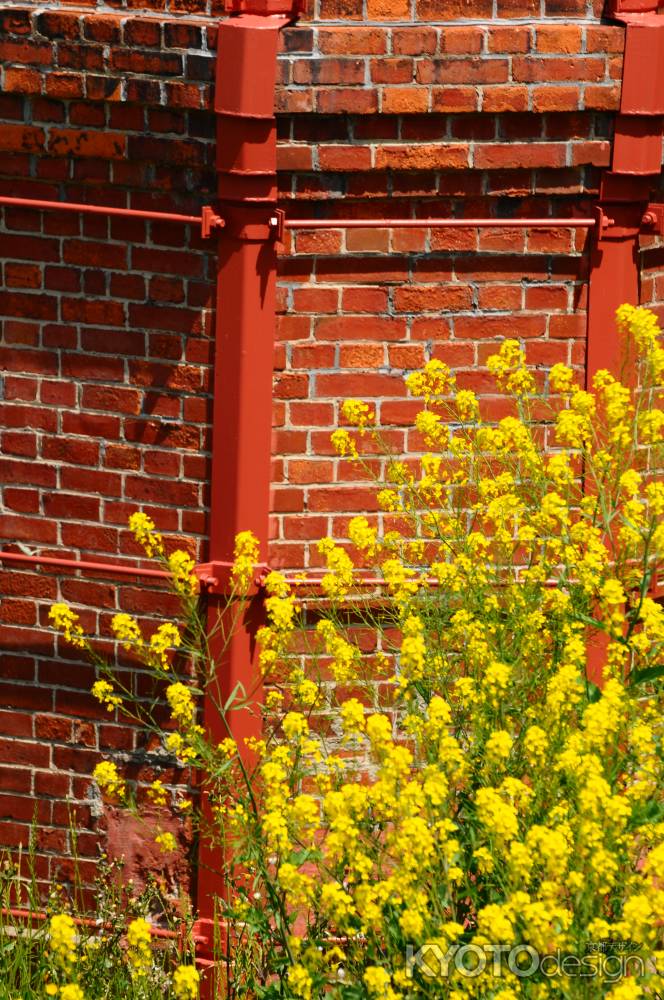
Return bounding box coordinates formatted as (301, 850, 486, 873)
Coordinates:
(0, 195, 203, 226)
(285, 216, 600, 229)
(0, 906, 186, 941)
(0, 549, 412, 590)
(0, 195, 603, 231)
(0, 550, 171, 582)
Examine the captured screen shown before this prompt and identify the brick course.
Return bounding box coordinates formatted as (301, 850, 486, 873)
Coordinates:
(0, 0, 658, 890)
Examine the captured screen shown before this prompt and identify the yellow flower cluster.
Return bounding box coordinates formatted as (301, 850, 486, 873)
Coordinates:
(231, 530, 260, 593)
(110, 613, 142, 652)
(173, 964, 200, 999)
(166, 682, 196, 727)
(129, 511, 164, 558)
(168, 549, 199, 598)
(155, 830, 177, 853)
(49, 604, 86, 648)
(92, 761, 125, 801)
(59, 986, 86, 1000)
(49, 914, 77, 968)
(91, 680, 122, 713)
(147, 778, 168, 806)
(318, 537, 355, 599)
(149, 621, 181, 669)
(126, 917, 151, 976)
(406, 358, 455, 401)
(341, 398, 374, 430)
(486, 338, 536, 398)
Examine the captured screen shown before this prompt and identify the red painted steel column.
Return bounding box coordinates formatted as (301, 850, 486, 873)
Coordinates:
(585, 7, 664, 683)
(194, 13, 291, 989)
(585, 11, 664, 388)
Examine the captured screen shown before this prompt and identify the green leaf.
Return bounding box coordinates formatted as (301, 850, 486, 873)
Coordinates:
(223, 681, 246, 711)
(628, 663, 664, 686)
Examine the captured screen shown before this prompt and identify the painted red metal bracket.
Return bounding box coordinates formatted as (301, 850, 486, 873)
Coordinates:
(201, 206, 225, 239)
(642, 203, 664, 235)
(606, 0, 663, 17)
(194, 560, 269, 594)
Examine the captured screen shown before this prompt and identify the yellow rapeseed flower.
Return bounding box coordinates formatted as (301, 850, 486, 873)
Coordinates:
(173, 964, 200, 999)
(49, 603, 86, 649)
(92, 761, 125, 801)
(126, 917, 152, 976)
(129, 511, 164, 558)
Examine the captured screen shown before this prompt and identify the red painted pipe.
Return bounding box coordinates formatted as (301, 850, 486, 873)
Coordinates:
(0, 550, 170, 582)
(0, 196, 600, 232)
(1, 906, 186, 939)
(0, 195, 202, 226)
(286, 217, 599, 229)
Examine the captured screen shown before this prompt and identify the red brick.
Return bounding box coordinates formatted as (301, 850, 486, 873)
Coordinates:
(381, 88, 430, 114)
(393, 28, 437, 55)
(370, 58, 414, 84)
(45, 73, 84, 98)
(417, 0, 492, 16)
(123, 19, 161, 46)
(584, 84, 620, 111)
(4, 263, 41, 288)
(342, 288, 390, 313)
(487, 26, 531, 53)
(513, 56, 605, 83)
(375, 143, 469, 170)
(0, 40, 52, 65)
(496, 0, 540, 15)
(318, 29, 387, 55)
(316, 89, 378, 114)
(473, 143, 566, 169)
(2, 431, 37, 458)
(318, 146, 372, 171)
(47, 129, 126, 159)
(0, 124, 45, 153)
(394, 286, 473, 312)
(338, 344, 385, 368)
(292, 57, 364, 85)
(533, 85, 580, 112)
(277, 145, 314, 171)
(316, 316, 406, 341)
(3, 67, 43, 93)
(549, 314, 586, 339)
(36, 12, 81, 39)
(431, 87, 478, 112)
(570, 141, 610, 167)
(536, 25, 582, 53)
(455, 315, 546, 339)
(0, 739, 50, 768)
(586, 26, 624, 54)
(417, 57, 509, 85)
(63, 240, 127, 269)
(481, 86, 529, 112)
(366, 0, 410, 15)
(477, 285, 523, 311)
(0, 10, 32, 35)
(345, 228, 388, 252)
(292, 287, 339, 314)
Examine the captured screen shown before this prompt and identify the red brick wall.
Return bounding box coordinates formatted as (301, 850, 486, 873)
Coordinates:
(0, 0, 631, 889)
